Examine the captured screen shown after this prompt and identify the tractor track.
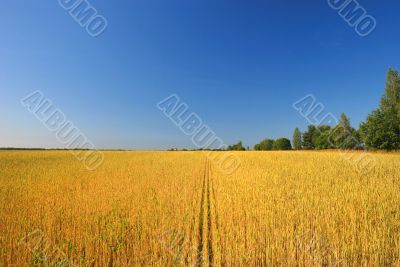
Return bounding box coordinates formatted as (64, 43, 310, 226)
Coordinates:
(196, 159, 218, 266)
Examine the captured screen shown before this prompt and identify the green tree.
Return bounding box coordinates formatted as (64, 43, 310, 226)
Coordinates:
(360, 109, 400, 150)
(228, 141, 246, 151)
(292, 128, 302, 150)
(360, 68, 400, 150)
(254, 139, 275, 151)
(381, 68, 400, 114)
(302, 125, 317, 149)
(272, 138, 292, 150)
(314, 125, 334, 149)
(330, 113, 360, 149)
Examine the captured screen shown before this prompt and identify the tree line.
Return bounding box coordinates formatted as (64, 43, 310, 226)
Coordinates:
(228, 68, 400, 151)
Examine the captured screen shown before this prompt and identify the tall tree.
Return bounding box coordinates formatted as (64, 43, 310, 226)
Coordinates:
(314, 125, 334, 149)
(360, 68, 400, 150)
(380, 68, 400, 114)
(360, 109, 400, 149)
(302, 125, 317, 149)
(331, 113, 360, 149)
(292, 128, 302, 150)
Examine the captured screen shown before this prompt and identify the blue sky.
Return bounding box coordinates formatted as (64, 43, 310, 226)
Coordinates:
(1, 0, 399, 149)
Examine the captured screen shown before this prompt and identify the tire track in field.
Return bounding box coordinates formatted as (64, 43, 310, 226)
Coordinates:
(209, 161, 221, 266)
(206, 159, 214, 266)
(197, 159, 218, 266)
(196, 159, 206, 266)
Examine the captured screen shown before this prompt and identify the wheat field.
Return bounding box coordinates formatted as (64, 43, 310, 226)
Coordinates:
(0, 150, 400, 266)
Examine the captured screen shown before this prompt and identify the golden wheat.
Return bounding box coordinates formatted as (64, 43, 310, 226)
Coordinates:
(0, 150, 399, 266)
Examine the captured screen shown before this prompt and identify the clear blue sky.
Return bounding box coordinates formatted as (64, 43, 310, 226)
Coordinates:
(1, 0, 399, 149)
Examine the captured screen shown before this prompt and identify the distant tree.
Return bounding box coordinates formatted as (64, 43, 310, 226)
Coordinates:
(254, 139, 275, 151)
(292, 128, 302, 150)
(360, 109, 400, 150)
(330, 113, 360, 149)
(228, 141, 246, 151)
(302, 125, 317, 149)
(360, 68, 400, 150)
(272, 138, 292, 150)
(313, 125, 334, 149)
